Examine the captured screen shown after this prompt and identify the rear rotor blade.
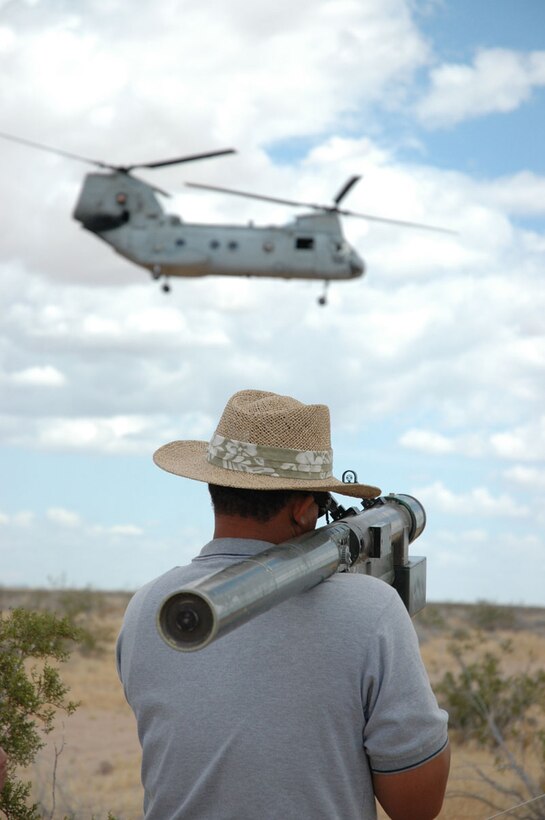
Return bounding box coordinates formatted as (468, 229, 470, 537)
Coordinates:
(333, 175, 361, 206)
(335, 207, 457, 234)
(186, 181, 456, 234)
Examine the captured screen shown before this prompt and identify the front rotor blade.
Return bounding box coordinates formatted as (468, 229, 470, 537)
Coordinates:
(131, 149, 236, 170)
(0, 130, 112, 169)
(333, 175, 361, 206)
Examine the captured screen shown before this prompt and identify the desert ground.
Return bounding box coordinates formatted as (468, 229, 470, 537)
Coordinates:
(2, 588, 544, 819)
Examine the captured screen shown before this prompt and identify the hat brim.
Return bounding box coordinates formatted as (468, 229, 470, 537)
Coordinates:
(153, 440, 381, 499)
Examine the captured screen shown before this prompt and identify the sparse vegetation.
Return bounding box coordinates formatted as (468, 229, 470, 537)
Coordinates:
(0, 588, 131, 819)
(0, 607, 82, 819)
(1, 591, 545, 818)
(435, 632, 545, 818)
(469, 599, 519, 632)
(0, 582, 117, 657)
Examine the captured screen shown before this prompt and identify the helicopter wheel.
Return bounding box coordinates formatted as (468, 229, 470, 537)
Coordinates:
(162, 281, 171, 293)
(317, 281, 329, 306)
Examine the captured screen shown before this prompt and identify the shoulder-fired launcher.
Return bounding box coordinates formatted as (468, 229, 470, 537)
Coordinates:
(158, 493, 426, 652)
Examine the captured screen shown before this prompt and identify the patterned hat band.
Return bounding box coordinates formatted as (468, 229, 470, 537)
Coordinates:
(207, 434, 333, 480)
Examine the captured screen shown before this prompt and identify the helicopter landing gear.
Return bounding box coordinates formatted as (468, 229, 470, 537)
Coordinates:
(317, 281, 329, 306)
(151, 265, 171, 292)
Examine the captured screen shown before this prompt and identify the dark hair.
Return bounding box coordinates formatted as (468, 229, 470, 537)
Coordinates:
(208, 484, 308, 522)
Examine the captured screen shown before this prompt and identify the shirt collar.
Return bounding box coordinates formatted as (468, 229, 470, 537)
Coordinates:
(196, 537, 275, 560)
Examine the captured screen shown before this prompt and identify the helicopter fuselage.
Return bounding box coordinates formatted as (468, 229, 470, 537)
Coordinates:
(73, 172, 365, 283)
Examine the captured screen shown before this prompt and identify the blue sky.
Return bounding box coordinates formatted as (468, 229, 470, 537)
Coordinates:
(0, 0, 544, 605)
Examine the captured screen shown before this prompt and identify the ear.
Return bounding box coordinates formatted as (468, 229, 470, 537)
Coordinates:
(290, 494, 316, 527)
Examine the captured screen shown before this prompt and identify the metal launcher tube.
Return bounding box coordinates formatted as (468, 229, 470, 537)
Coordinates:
(157, 494, 426, 652)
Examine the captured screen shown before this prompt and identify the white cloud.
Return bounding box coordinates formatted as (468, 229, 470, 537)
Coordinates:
(110, 524, 143, 536)
(2, 216, 544, 447)
(402, 417, 545, 463)
(3, 508, 144, 540)
(503, 465, 545, 490)
(399, 429, 455, 455)
(30, 416, 158, 454)
(21, 28, 128, 117)
(412, 481, 528, 518)
(423, 527, 544, 605)
(88, 523, 144, 536)
(9, 365, 66, 387)
(483, 172, 545, 217)
(428, 528, 489, 569)
(491, 417, 545, 461)
(13, 511, 35, 527)
(0, 124, 543, 458)
(0, 25, 15, 52)
(0, 0, 543, 605)
(46, 507, 81, 527)
(0, 0, 429, 155)
(416, 48, 545, 127)
(0, 411, 213, 454)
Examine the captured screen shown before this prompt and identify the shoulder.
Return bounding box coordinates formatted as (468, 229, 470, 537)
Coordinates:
(119, 567, 190, 649)
(288, 571, 416, 647)
(314, 571, 406, 620)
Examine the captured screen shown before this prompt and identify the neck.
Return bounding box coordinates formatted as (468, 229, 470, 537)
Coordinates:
(213, 513, 294, 545)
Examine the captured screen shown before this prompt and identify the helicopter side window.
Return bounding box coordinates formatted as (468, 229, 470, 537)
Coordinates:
(295, 237, 314, 250)
(228, 241, 238, 250)
(176, 238, 186, 246)
(210, 240, 220, 250)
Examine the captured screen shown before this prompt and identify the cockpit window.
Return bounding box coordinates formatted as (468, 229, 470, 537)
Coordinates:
(295, 237, 314, 250)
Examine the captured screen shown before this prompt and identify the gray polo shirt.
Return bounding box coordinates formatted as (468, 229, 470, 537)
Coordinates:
(117, 538, 448, 819)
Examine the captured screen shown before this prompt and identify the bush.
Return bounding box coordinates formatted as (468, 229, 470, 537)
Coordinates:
(0, 608, 82, 819)
(437, 633, 545, 819)
(468, 600, 518, 632)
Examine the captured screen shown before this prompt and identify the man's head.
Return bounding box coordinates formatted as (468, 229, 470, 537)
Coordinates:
(208, 485, 318, 521)
(207, 484, 331, 542)
(153, 389, 380, 500)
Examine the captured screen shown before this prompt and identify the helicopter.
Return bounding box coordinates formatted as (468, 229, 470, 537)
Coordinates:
(0, 131, 453, 305)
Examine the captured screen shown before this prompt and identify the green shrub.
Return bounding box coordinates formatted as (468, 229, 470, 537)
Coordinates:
(437, 633, 545, 818)
(468, 600, 518, 631)
(0, 608, 82, 819)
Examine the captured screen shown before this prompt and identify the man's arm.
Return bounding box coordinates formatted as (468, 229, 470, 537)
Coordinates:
(372, 743, 450, 820)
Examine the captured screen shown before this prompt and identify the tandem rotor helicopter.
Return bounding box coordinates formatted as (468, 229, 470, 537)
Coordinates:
(1, 131, 453, 305)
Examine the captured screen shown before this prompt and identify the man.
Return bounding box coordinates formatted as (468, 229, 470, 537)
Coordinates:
(117, 389, 449, 819)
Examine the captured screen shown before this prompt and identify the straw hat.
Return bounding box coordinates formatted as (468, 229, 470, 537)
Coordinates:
(153, 390, 380, 499)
